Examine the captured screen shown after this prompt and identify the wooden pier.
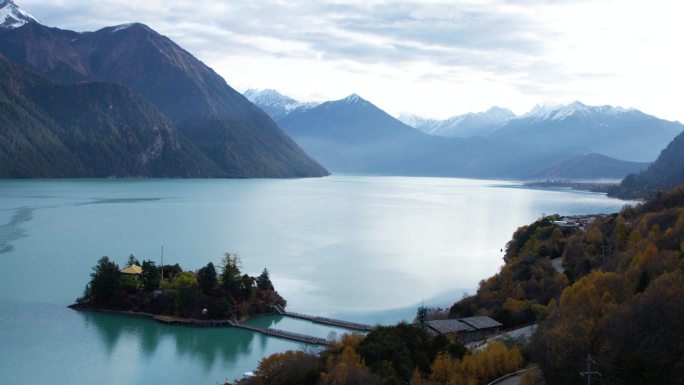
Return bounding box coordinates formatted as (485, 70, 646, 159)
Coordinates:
(272, 305, 373, 332)
(153, 314, 329, 345)
(232, 320, 328, 346)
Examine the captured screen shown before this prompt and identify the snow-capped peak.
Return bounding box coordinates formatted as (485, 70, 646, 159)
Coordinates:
(244, 88, 293, 104)
(343, 93, 363, 104)
(0, 0, 38, 29)
(244, 89, 318, 110)
(244, 89, 319, 120)
(523, 101, 634, 121)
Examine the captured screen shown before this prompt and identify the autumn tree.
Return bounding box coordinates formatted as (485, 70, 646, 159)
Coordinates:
(321, 346, 384, 385)
(166, 272, 200, 317)
(429, 352, 456, 384)
(220, 252, 242, 295)
(250, 350, 320, 385)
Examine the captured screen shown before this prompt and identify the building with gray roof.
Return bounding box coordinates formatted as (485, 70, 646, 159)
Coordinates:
(426, 316, 502, 343)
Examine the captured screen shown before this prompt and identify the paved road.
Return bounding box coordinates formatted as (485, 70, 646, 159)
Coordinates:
(488, 367, 538, 385)
(494, 374, 521, 385)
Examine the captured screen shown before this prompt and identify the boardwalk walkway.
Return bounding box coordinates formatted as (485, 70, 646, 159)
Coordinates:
(233, 320, 328, 346)
(153, 314, 329, 345)
(272, 305, 373, 332)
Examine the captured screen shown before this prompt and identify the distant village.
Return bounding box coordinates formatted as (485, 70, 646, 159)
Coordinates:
(551, 214, 604, 230)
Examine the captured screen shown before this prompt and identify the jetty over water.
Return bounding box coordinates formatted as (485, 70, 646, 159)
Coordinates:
(153, 314, 329, 345)
(272, 305, 373, 332)
(150, 307, 373, 346)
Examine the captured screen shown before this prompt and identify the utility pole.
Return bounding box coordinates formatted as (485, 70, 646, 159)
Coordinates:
(160, 245, 164, 281)
(580, 354, 599, 385)
(601, 244, 612, 259)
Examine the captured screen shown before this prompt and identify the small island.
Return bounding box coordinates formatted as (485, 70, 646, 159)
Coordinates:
(70, 252, 286, 322)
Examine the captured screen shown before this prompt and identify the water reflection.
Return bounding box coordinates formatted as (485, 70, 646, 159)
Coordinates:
(79, 311, 281, 370)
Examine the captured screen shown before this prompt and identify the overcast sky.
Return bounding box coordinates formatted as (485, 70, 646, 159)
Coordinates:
(19, 0, 684, 121)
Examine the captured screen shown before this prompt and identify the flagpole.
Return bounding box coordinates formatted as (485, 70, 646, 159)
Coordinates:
(161, 245, 164, 281)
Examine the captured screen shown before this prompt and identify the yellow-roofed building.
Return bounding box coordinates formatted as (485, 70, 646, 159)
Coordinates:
(121, 264, 142, 275)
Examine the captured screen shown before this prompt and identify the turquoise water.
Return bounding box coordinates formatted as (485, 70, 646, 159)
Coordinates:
(0, 176, 631, 384)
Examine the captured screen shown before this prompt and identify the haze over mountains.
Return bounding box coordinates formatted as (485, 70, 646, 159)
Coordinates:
(247, 89, 681, 180)
(0, 1, 328, 178)
(487, 102, 681, 162)
(400, 101, 681, 162)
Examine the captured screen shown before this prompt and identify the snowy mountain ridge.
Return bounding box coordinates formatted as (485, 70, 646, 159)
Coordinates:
(400, 106, 515, 138)
(244, 89, 318, 121)
(0, 0, 38, 29)
(522, 101, 636, 121)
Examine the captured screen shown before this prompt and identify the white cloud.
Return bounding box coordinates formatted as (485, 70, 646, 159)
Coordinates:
(18, 0, 684, 122)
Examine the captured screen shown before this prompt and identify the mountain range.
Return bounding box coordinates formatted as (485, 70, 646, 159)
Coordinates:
(2, 0, 680, 181)
(399, 107, 515, 138)
(248, 91, 673, 179)
(399, 101, 682, 163)
(486, 102, 681, 162)
(0, 1, 328, 178)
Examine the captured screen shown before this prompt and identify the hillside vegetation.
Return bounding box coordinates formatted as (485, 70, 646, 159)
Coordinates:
(230, 328, 523, 385)
(452, 186, 684, 384)
(0, 55, 220, 177)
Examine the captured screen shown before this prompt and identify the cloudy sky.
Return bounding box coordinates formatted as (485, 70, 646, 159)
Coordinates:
(19, 0, 684, 121)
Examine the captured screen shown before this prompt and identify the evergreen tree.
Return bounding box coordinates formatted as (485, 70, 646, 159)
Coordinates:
(416, 305, 428, 329)
(87, 256, 121, 305)
(126, 254, 140, 267)
(197, 262, 218, 294)
(256, 268, 275, 291)
(140, 260, 161, 292)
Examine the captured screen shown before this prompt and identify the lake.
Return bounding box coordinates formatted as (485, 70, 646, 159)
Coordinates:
(0, 176, 631, 384)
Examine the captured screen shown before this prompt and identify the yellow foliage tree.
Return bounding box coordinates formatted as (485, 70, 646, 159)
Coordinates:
(409, 367, 431, 385)
(430, 352, 457, 384)
(320, 346, 382, 385)
(586, 227, 604, 246)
